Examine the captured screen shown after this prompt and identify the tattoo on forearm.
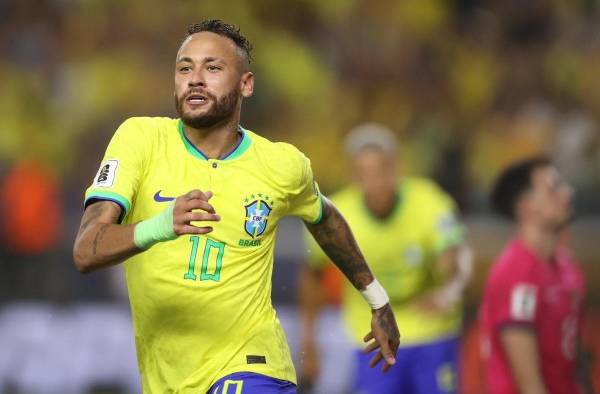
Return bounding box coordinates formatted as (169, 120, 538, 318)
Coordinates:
(80, 202, 120, 233)
(92, 224, 110, 256)
(79, 203, 104, 231)
(306, 200, 373, 289)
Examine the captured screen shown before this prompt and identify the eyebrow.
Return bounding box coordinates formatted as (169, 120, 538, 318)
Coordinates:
(176, 56, 225, 64)
(176, 56, 194, 64)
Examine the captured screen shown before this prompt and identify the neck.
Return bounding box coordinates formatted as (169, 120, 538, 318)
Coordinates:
(182, 115, 241, 160)
(518, 222, 559, 262)
(365, 190, 398, 220)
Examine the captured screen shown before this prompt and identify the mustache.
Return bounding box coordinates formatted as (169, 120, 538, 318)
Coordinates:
(181, 88, 216, 101)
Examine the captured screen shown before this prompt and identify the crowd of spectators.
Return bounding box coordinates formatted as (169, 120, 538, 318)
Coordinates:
(1, 0, 599, 208)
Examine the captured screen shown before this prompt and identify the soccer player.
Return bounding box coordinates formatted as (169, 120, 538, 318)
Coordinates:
(480, 157, 590, 394)
(72, 20, 400, 394)
(299, 124, 471, 394)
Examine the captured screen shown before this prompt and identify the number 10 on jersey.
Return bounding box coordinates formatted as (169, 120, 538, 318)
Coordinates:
(184, 236, 225, 282)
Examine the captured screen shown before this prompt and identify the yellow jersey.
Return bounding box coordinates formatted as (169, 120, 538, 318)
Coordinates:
(306, 178, 463, 346)
(85, 117, 323, 393)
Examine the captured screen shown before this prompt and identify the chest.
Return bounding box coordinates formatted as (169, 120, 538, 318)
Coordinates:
(534, 263, 584, 361)
(536, 264, 583, 320)
(343, 210, 433, 273)
(132, 155, 288, 245)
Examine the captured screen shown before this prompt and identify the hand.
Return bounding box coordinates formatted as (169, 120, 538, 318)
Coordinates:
(173, 189, 220, 235)
(299, 338, 320, 390)
(413, 285, 461, 315)
(363, 303, 400, 373)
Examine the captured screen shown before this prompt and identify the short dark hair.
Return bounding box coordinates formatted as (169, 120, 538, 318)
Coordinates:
(185, 20, 253, 64)
(491, 156, 551, 220)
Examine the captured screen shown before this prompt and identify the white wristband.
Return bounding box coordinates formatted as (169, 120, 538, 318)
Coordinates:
(361, 279, 390, 310)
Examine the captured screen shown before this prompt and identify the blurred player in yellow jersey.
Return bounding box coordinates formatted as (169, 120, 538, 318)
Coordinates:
(73, 20, 399, 394)
(300, 124, 472, 394)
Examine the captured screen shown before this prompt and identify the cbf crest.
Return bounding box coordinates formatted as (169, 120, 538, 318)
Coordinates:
(243, 194, 273, 238)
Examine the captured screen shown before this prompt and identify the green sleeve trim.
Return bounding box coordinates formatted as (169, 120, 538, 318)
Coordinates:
(309, 195, 325, 225)
(84, 190, 132, 222)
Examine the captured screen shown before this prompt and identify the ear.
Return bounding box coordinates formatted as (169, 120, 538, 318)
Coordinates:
(240, 72, 254, 98)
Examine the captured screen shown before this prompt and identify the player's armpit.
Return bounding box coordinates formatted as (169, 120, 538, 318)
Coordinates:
(73, 200, 140, 273)
(500, 326, 548, 394)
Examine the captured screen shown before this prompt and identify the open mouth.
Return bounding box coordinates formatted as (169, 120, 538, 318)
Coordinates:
(186, 93, 208, 105)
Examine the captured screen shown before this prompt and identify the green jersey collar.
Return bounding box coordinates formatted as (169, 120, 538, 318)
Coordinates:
(178, 119, 252, 161)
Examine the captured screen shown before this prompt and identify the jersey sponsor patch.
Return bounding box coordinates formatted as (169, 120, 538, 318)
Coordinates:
(510, 284, 537, 321)
(93, 160, 118, 188)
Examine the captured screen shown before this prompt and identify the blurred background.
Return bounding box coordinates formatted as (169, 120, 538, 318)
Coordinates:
(0, 0, 599, 393)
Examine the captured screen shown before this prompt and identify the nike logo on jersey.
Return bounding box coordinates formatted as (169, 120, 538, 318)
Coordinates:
(154, 190, 175, 202)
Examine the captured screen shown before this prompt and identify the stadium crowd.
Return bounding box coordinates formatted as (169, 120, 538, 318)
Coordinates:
(0, 0, 599, 393)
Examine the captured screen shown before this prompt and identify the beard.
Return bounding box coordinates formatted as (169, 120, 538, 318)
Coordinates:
(175, 86, 240, 129)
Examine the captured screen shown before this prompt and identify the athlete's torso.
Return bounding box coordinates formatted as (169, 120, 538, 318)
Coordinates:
(85, 117, 322, 393)
(315, 178, 464, 345)
(481, 239, 585, 394)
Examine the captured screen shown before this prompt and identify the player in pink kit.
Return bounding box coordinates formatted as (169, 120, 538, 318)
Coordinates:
(480, 157, 592, 394)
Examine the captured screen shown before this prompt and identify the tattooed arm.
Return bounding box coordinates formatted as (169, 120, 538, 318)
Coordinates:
(73, 190, 219, 273)
(73, 201, 139, 273)
(305, 196, 400, 372)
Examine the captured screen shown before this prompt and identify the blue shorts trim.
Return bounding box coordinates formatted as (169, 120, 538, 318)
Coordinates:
(208, 372, 297, 394)
(355, 336, 460, 394)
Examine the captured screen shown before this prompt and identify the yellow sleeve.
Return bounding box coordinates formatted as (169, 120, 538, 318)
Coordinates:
(426, 192, 464, 254)
(84, 117, 150, 222)
(285, 146, 324, 224)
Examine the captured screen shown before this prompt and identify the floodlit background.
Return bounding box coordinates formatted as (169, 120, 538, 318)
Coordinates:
(0, 0, 599, 393)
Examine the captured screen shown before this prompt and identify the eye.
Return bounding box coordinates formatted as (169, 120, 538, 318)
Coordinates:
(207, 65, 222, 72)
(179, 66, 191, 72)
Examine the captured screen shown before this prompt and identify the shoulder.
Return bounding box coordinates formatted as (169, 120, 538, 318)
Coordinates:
(329, 186, 361, 207)
(263, 135, 308, 166)
(487, 241, 539, 289)
(403, 177, 458, 223)
(245, 130, 311, 180)
(404, 177, 453, 204)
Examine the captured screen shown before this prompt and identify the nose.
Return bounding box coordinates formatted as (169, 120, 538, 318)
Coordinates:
(188, 69, 206, 87)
